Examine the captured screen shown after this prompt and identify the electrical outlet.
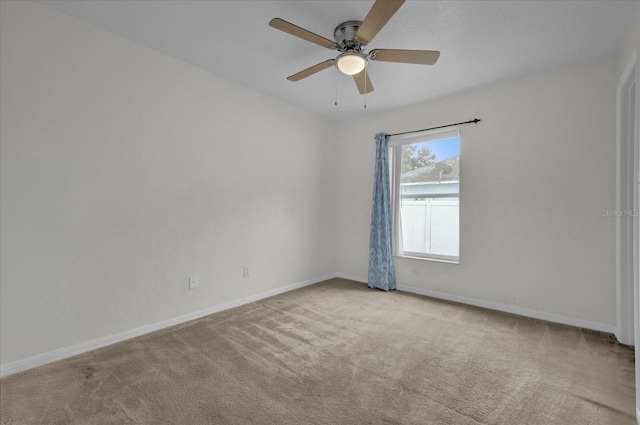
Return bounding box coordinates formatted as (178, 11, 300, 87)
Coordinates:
(189, 276, 198, 289)
(243, 266, 250, 278)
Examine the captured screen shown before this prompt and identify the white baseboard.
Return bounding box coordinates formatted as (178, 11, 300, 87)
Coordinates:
(0, 273, 336, 378)
(334, 273, 616, 335)
(1, 272, 618, 378)
(398, 283, 616, 335)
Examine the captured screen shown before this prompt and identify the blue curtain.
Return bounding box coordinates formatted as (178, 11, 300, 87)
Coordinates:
(368, 132, 396, 291)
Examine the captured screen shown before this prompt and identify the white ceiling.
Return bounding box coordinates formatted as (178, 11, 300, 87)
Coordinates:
(40, 0, 637, 122)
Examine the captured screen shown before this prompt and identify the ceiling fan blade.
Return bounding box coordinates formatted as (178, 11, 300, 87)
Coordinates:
(370, 49, 440, 65)
(355, 0, 405, 44)
(287, 59, 335, 82)
(353, 69, 374, 94)
(269, 18, 337, 50)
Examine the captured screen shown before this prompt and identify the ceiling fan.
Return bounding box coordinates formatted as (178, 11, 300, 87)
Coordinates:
(269, 0, 440, 95)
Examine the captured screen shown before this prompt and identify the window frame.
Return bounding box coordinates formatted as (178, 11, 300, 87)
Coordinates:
(389, 128, 460, 264)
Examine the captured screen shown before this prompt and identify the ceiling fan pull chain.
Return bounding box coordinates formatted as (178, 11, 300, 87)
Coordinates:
(335, 68, 338, 106)
(364, 69, 367, 109)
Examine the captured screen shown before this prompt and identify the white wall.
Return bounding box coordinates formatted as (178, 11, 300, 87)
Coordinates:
(616, 3, 640, 421)
(1, 0, 633, 374)
(0, 1, 336, 367)
(619, 3, 640, 76)
(335, 55, 619, 329)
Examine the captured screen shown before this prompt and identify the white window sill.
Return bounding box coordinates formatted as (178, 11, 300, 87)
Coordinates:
(395, 254, 459, 265)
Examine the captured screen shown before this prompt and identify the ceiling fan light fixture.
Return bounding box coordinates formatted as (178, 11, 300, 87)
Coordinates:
(336, 52, 367, 75)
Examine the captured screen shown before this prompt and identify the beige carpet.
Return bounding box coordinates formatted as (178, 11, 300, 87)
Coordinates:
(0, 278, 635, 424)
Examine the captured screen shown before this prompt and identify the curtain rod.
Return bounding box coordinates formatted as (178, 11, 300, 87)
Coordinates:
(387, 118, 481, 137)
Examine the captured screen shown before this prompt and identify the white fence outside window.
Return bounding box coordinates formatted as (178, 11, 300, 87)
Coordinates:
(400, 198, 459, 257)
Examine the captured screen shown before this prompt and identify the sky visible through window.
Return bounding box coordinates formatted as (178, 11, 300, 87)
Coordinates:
(411, 136, 460, 161)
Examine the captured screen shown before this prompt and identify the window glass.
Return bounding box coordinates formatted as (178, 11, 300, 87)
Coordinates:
(391, 132, 460, 262)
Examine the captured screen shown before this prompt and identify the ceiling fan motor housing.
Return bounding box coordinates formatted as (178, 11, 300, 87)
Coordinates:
(334, 20, 364, 52)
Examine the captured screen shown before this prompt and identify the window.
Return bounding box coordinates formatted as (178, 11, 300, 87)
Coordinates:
(390, 129, 460, 263)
